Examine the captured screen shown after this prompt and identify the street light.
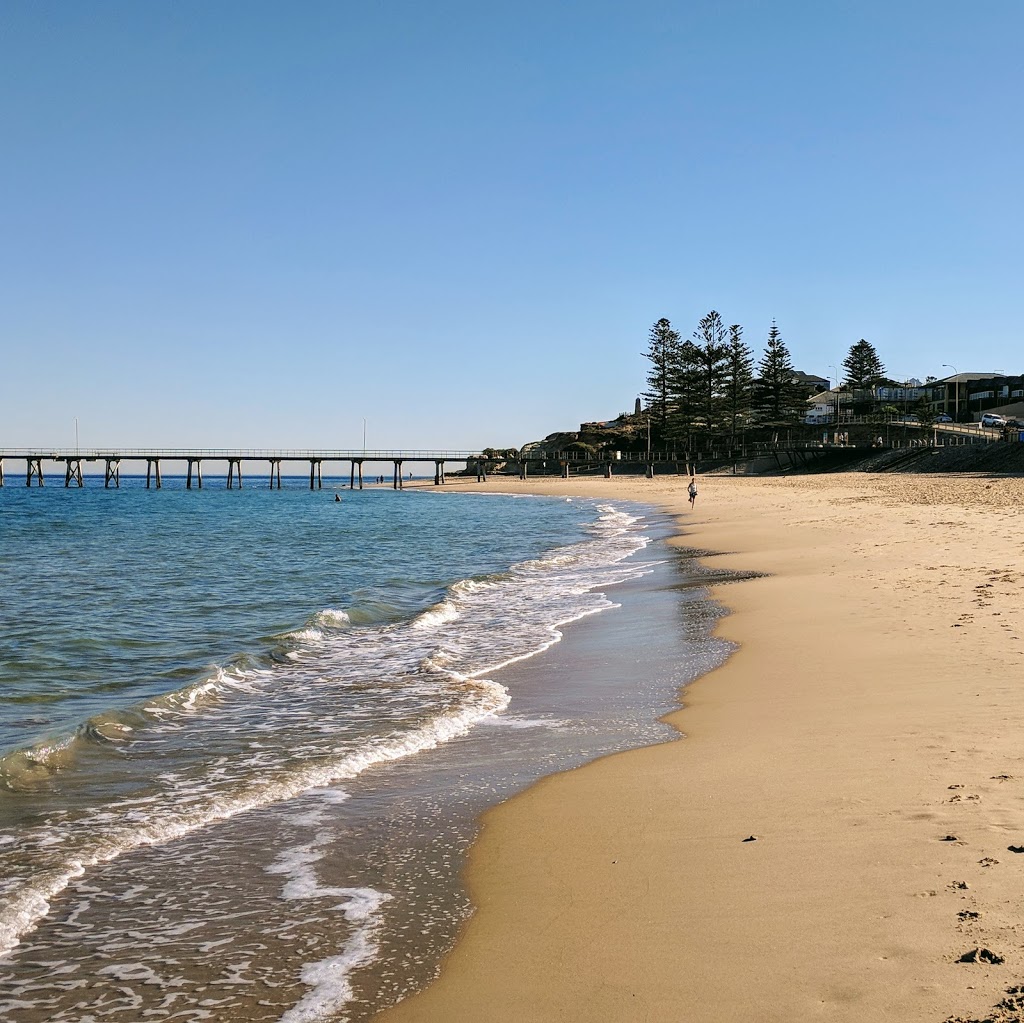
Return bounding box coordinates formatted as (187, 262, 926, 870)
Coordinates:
(828, 365, 841, 431)
(362, 418, 367, 455)
(941, 363, 958, 420)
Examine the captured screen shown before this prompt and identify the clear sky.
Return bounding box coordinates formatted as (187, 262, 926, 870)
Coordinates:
(2, 1, 1022, 450)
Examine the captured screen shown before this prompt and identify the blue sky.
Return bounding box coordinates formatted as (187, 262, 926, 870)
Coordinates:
(2, 1, 1021, 449)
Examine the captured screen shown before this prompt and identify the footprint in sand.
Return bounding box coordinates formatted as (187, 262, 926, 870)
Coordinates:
(957, 947, 1004, 965)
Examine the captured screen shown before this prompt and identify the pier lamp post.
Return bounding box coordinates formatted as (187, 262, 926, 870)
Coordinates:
(941, 364, 958, 421)
(74, 417, 79, 456)
(362, 418, 367, 455)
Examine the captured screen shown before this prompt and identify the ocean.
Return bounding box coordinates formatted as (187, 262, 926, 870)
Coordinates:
(0, 475, 729, 1022)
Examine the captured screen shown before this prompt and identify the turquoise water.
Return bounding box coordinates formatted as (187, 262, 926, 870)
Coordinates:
(0, 479, 597, 757)
(0, 477, 723, 1022)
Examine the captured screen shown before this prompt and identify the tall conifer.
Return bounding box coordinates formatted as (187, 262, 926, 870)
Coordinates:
(724, 323, 754, 442)
(690, 311, 729, 435)
(642, 318, 680, 430)
(666, 338, 701, 444)
(755, 320, 804, 424)
(841, 339, 886, 388)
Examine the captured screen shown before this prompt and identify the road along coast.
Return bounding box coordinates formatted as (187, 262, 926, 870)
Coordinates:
(379, 472, 1024, 1023)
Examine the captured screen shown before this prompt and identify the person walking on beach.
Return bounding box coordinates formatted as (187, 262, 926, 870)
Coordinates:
(688, 476, 698, 508)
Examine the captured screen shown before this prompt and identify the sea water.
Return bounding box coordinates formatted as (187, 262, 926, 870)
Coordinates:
(0, 476, 729, 1022)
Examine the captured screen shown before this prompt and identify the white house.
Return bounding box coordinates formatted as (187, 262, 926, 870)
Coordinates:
(804, 389, 840, 424)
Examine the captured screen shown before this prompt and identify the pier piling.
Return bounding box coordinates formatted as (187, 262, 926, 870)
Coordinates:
(2, 449, 501, 492)
(64, 459, 84, 487)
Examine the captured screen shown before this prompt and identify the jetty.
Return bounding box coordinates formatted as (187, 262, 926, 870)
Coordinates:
(0, 449, 484, 490)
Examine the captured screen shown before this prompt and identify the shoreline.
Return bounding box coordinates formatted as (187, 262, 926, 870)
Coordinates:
(378, 472, 1024, 1022)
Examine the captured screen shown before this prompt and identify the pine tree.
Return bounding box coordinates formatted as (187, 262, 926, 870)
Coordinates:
(723, 323, 754, 442)
(754, 320, 804, 424)
(842, 339, 886, 388)
(690, 311, 729, 436)
(642, 318, 680, 431)
(665, 338, 701, 445)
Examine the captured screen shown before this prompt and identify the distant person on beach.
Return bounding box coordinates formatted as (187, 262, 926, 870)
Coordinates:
(688, 477, 697, 507)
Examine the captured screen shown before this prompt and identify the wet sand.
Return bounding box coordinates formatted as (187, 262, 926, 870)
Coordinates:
(379, 472, 1024, 1023)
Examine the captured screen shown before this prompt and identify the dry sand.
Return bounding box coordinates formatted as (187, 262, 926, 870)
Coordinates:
(377, 472, 1024, 1023)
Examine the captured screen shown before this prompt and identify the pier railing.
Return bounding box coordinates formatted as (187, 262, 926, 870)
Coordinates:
(0, 448, 482, 460)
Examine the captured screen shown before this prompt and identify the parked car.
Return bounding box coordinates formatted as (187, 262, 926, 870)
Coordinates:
(1006, 418, 1024, 429)
(935, 413, 953, 423)
(981, 413, 1007, 428)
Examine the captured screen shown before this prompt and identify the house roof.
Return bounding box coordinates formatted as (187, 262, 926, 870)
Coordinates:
(933, 372, 1016, 384)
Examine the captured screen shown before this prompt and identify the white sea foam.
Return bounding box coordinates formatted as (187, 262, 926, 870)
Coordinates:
(285, 627, 325, 643)
(0, 676, 508, 958)
(278, 931, 380, 1023)
(411, 601, 460, 630)
(480, 714, 567, 730)
(310, 787, 350, 805)
(283, 608, 352, 644)
(315, 609, 351, 626)
(141, 667, 245, 720)
(268, 841, 391, 1022)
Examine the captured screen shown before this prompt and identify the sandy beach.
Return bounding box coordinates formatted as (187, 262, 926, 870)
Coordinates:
(378, 471, 1024, 1023)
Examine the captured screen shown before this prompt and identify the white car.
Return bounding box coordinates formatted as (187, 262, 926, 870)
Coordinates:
(981, 413, 1006, 428)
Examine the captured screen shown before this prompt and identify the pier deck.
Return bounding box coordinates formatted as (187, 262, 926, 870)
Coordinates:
(0, 449, 484, 490)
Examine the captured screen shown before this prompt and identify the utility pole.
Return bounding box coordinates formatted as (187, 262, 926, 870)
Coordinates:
(828, 365, 841, 439)
(942, 364, 959, 420)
